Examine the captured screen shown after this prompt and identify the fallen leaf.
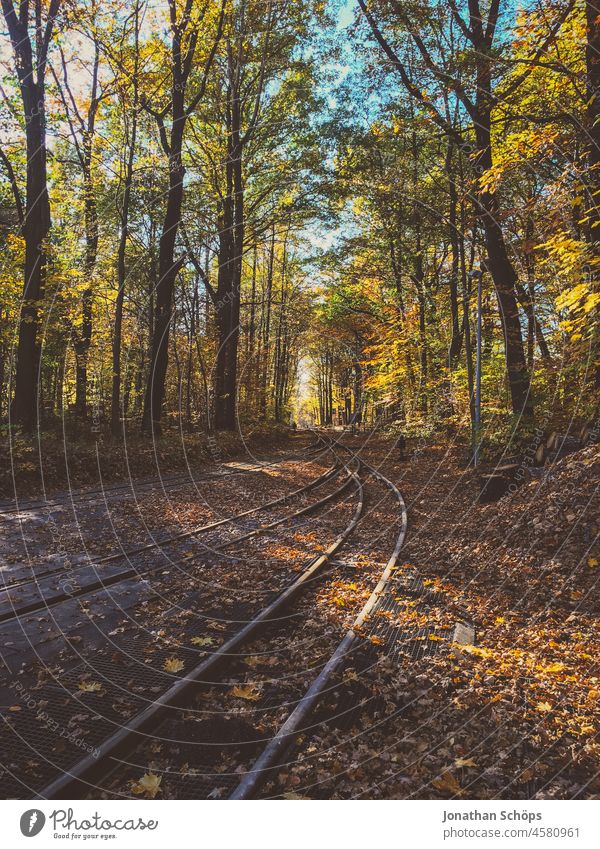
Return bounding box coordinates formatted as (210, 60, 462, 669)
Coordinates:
(588, 557, 599, 569)
(230, 684, 262, 701)
(454, 757, 477, 768)
(207, 787, 224, 799)
(457, 645, 493, 658)
(543, 663, 565, 673)
(163, 657, 185, 673)
(191, 637, 214, 647)
(78, 681, 103, 693)
(130, 772, 162, 798)
(432, 771, 463, 796)
(536, 701, 552, 713)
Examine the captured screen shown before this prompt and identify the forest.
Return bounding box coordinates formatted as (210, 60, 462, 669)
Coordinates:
(0, 0, 599, 806)
(0, 0, 597, 448)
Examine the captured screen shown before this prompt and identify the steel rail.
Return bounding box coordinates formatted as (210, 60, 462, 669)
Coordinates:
(40, 464, 364, 799)
(229, 435, 407, 799)
(0, 459, 340, 596)
(0, 437, 324, 517)
(0, 464, 354, 625)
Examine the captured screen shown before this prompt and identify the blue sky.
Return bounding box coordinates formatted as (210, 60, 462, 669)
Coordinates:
(338, 0, 356, 28)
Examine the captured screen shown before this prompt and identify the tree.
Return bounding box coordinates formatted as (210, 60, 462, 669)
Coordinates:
(108, 0, 142, 436)
(2, 0, 62, 431)
(140, 0, 224, 436)
(585, 0, 600, 395)
(355, 0, 577, 419)
(52, 2, 105, 419)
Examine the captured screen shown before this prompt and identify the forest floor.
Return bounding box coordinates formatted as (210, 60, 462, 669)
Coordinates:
(270, 435, 600, 800)
(0, 431, 598, 799)
(0, 422, 292, 499)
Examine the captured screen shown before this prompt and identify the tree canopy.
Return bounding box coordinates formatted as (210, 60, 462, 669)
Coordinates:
(0, 0, 597, 446)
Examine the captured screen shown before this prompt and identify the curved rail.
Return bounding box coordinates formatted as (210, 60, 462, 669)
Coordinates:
(0, 436, 324, 517)
(229, 435, 407, 799)
(0, 462, 353, 624)
(0, 458, 340, 596)
(40, 462, 364, 799)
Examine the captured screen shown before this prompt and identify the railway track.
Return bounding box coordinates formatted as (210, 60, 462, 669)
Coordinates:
(0, 439, 360, 797)
(0, 431, 462, 800)
(91, 438, 408, 800)
(0, 460, 344, 622)
(0, 435, 325, 518)
(229, 449, 408, 799)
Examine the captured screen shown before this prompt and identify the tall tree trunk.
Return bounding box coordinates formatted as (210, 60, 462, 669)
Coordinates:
(220, 133, 244, 429)
(274, 234, 288, 422)
(586, 0, 600, 395)
(246, 244, 258, 407)
(111, 6, 139, 436)
(57, 38, 101, 422)
(214, 146, 236, 429)
(0, 319, 5, 422)
(141, 88, 186, 435)
(260, 224, 276, 419)
(73, 148, 98, 420)
(213, 4, 271, 428)
(473, 108, 532, 418)
(140, 0, 223, 435)
(214, 65, 242, 432)
(4, 0, 57, 433)
(446, 141, 462, 365)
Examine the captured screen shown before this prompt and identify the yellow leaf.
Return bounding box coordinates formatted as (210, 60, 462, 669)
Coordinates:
(457, 644, 492, 658)
(543, 662, 565, 673)
(495, 616, 505, 625)
(368, 635, 385, 645)
(130, 772, 162, 799)
(536, 701, 552, 713)
(163, 657, 185, 673)
(588, 557, 599, 569)
(191, 637, 214, 647)
(78, 681, 103, 693)
(230, 684, 262, 701)
(454, 757, 477, 768)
